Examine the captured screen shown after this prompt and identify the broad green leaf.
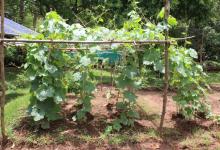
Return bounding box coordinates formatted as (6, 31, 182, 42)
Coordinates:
(30, 106, 45, 121)
(45, 63, 58, 73)
(120, 113, 128, 125)
(84, 82, 96, 93)
(187, 48, 198, 59)
(73, 72, 82, 81)
(80, 56, 91, 66)
(36, 86, 54, 101)
(113, 120, 122, 131)
(168, 16, 178, 26)
(54, 95, 63, 104)
(127, 110, 139, 119)
(116, 102, 127, 110)
(157, 7, 165, 19)
(123, 91, 137, 102)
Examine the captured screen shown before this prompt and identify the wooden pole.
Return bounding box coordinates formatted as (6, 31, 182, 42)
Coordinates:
(0, 0, 7, 145)
(0, 39, 170, 44)
(0, 37, 194, 45)
(159, 0, 170, 131)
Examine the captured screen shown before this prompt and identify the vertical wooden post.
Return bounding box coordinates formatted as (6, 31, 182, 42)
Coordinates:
(0, 0, 6, 145)
(159, 0, 170, 131)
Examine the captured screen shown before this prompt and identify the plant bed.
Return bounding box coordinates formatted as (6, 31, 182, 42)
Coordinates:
(3, 86, 220, 150)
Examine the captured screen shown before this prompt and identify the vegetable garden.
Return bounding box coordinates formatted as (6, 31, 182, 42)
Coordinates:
(1, 0, 220, 149)
(22, 10, 208, 130)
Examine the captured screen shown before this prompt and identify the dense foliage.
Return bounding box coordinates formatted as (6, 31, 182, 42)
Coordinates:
(5, 0, 220, 65)
(23, 11, 208, 130)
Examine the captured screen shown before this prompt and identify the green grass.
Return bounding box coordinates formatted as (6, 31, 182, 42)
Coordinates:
(92, 69, 113, 84)
(3, 67, 30, 137)
(180, 128, 213, 149)
(207, 72, 220, 84)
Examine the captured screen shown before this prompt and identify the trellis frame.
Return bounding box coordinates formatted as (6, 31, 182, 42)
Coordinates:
(0, 0, 6, 145)
(0, 0, 187, 145)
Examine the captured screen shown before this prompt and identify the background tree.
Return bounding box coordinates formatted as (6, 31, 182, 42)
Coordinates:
(4, 0, 220, 63)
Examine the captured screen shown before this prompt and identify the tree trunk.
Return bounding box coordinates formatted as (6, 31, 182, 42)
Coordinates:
(199, 30, 204, 65)
(75, 0, 77, 14)
(33, 12, 37, 30)
(19, 0, 25, 23)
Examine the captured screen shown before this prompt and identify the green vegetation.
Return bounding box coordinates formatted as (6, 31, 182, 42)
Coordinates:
(3, 68, 220, 149)
(21, 11, 208, 132)
(2, 1, 220, 149)
(5, 0, 220, 65)
(207, 72, 220, 84)
(180, 129, 213, 148)
(4, 68, 30, 137)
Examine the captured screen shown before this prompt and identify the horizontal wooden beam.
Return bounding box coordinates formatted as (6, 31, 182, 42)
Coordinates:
(0, 36, 195, 45)
(0, 39, 170, 44)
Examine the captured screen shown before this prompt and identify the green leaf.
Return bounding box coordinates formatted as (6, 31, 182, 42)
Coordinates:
(127, 110, 139, 119)
(116, 76, 128, 89)
(157, 7, 165, 19)
(45, 63, 58, 73)
(30, 106, 45, 121)
(187, 48, 198, 59)
(154, 61, 164, 73)
(54, 95, 63, 104)
(36, 86, 54, 101)
(113, 120, 122, 131)
(104, 126, 113, 135)
(77, 110, 86, 120)
(123, 91, 137, 102)
(120, 113, 128, 125)
(53, 88, 66, 104)
(84, 81, 95, 93)
(168, 16, 178, 26)
(177, 65, 187, 77)
(116, 102, 127, 110)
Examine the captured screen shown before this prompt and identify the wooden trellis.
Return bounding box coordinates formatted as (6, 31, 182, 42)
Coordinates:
(0, 0, 190, 146)
(0, 0, 6, 145)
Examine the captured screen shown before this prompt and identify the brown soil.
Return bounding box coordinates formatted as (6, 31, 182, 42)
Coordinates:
(3, 85, 220, 150)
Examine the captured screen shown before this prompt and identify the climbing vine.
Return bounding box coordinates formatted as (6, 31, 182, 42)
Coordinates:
(24, 11, 208, 129)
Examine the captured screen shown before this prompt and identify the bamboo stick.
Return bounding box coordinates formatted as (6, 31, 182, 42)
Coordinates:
(159, 0, 170, 131)
(0, 0, 7, 145)
(0, 39, 170, 44)
(0, 36, 195, 45)
(172, 36, 195, 41)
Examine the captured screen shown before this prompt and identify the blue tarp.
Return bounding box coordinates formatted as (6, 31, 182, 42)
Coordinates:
(96, 50, 121, 64)
(0, 16, 37, 36)
(68, 50, 122, 65)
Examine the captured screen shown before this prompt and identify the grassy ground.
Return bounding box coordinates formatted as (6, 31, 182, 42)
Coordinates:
(4, 68, 30, 137)
(207, 72, 220, 84)
(2, 68, 220, 149)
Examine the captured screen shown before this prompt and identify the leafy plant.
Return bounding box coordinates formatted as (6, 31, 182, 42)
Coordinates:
(24, 10, 209, 130)
(169, 46, 209, 117)
(70, 54, 96, 121)
(25, 12, 71, 128)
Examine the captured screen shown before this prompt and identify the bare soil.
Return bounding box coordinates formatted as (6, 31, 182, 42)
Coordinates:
(3, 85, 220, 150)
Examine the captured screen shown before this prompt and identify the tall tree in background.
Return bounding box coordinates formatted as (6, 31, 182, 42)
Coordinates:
(171, 0, 216, 62)
(4, 0, 220, 61)
(19, 0, 24, 23)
